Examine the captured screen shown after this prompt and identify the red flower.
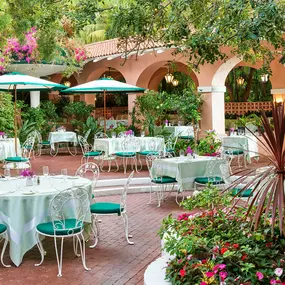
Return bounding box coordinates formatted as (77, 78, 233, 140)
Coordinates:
(180, 269, 186, 277)
(233, 243, 239, 249)
(241, 254, 248, 261)
(205, 271, 215, 278)
(202, 259, 208, 264)
(221, 247, 228, 255)
(224, 242, 231, 247)
(266, 242, 273, 248)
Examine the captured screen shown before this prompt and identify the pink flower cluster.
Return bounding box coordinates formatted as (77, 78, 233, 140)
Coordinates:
(75, 47, 87, 62)
(125, 130, 133, 136)
(186, 146, 193, 155)
(4, 27, 37, 63)
(204, 152, 220, 157)
(21, 169, 34, 177)
(200, 264, 227, 285)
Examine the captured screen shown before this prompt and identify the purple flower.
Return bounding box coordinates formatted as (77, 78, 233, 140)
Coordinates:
(0, 132, 5, 136)
(109, 124, 114, 129)
(165, 120, 168, 124)
(21, 169, 34, 177)
(256, 271, 264, 280)
(125, 130, 133, 135)
(186, 146, 193, 155)
(230, 127, 235, 132)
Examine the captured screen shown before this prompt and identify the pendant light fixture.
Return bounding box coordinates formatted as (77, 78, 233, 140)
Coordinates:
(165, 61, 174, 84)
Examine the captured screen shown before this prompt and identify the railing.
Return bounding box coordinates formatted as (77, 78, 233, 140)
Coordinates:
(225, 101, 272, 115)
(92, 106, 128, 119)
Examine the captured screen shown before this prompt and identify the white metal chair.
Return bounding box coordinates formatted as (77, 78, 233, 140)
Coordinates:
(89, 171, 134, 248)
(194, 159, 224, 190)
(84, 129, 92, 141)
(35, 187, 91, 277)
(75, 162, 100, 191)
(117, 131, 126, 138)
(94, 132, 109, 139)
(78, 135, 102, 165)
(165, 133, 179, 155)
(22, 136, 36, 159)
(146, 154, 177, 207)
(0, 224, 11, 268)
(115, 136, 140, 174)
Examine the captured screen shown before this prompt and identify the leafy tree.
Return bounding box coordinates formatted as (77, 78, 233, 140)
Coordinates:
(108, 0, 285, 70)
(0, 92, 14, 135)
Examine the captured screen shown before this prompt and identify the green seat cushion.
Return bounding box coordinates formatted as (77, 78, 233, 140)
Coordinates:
(115, 152, 136, 157)
(23, 145, 33, 149)
(231, 188, 253, 197)
(92, 193, 95, 199)
(41, 141, 50, 145)
(84, 151, 102, 157)
(36, 218, 83, 236)
(139, 150, 159, 156)
(225, 150, 244, 155)
(0, 224, 7, 234)
(195, 176, 224, 185)
(90, 202, 123, 215)
(5, 156, 29, 162)
(166, 149, 174, 153)
(179, 136, 194, 140)
(152, 176, 177, 184)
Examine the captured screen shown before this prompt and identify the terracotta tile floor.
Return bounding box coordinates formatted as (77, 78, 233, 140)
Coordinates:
(0, 154, 184, 285)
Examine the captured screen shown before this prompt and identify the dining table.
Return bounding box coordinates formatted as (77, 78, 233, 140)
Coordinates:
(222, 135, 259, 162)
(48, 131, 78, 155)
(0, 176, 92, 266)
(151, 156, 226, 191)
(0, 138, 21, 160)
(94, 136, 165, 156)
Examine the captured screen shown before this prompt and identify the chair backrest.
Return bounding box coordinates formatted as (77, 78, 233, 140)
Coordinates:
(22, 136, 36, 158)
(117, 131, 126, 138)
(150, 158, 164, 182)
(121, 136, 140, 153)
(120, 171, 134, 211)
(219, 163, 231, 184)
(27, 130, 42, 143)
(147, 138, 158, 151)
(146, 154, 159, 172)
(77, 135, 90, 155)
(75, 162, 100, 189)
(84, 129, 91, 141)
(205, 159, 220, 176)
(49, 187, 90, 235)
(161, 151, 173, 159)
(166, 132, 178, 150)
(222, 137, 247, 150)
(94, 132, 109, 139)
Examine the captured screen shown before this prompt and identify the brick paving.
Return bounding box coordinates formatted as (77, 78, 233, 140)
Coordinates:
(0, 154, 184, 285)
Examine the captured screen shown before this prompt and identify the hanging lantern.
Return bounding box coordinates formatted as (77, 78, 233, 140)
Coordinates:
(64, 81, 71, 87)
(172, 78, 179, 87)
(260, 74, 269, 83)
(165, 73, 174, 84)
(236, 77, 245, 86)
(106, 67, 113, 79)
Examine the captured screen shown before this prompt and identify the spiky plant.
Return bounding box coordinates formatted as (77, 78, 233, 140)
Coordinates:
(228, 102, 285, 234)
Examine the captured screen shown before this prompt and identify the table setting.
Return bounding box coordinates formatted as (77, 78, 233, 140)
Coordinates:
(0, 167, 92, 266)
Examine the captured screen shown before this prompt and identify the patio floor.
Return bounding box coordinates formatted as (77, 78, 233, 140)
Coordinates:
(0, 154, 269, 284)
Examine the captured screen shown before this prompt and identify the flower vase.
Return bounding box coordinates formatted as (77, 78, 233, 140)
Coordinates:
(25, 177, 33, 186)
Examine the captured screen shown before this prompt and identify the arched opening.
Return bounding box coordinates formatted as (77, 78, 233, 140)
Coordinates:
(225, 66, 272, 102)
(60, 75, 79, 102)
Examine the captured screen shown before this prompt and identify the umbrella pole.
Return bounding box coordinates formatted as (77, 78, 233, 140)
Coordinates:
(104, 90, 106, 133)
(13, 85, 18, 156)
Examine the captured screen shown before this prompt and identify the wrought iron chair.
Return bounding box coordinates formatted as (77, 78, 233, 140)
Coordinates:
(89, 171, 134, 248)
(194, 159, 224, 190)
(115, 136, 140, 174)
(78, 135, 102, 165)
(165, 133, 179, 155)
(137, 138, 160, 170)
(146, 154, 177, 207)
(94, 132, 119, 172)
(117, 131, 126, 138)
(75, 162, 100, 192)
(35, 187, 91, 277)
(0, 224, 11, 268)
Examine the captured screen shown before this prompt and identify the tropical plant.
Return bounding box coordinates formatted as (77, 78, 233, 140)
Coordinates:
(0, 92, 14, 135)
(196, 130, 221, 156)
(82, 116, 102, 143)
(18, 119, 36, 143)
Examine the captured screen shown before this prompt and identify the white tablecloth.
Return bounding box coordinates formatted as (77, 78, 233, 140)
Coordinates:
(94, 137, 165, 156)
(99, 120, 128, 129)
(0, 138, 21, 160)
(0, 176, 92, 266)
(151, 156, 226, 191)
(222, 135, 259, 161)
(165, 126, 194, 137)
(48, 131, 78, 150)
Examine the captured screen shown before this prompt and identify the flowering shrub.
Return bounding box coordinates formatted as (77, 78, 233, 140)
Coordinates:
(125, 129, 133, 136)
(196, 130, 221, 156)
(159, 187, 285, 284)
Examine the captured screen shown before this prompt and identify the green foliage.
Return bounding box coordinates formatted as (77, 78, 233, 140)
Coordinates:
(18, 119, 36, 143)
(196, 130, 221, 156)
(174, 138, 195, 155)
(109, 0, 285, 71)
(63, 101, 94, 122)
(82, 116, 102, 143)
(107, 123, 127, 136)
(0, 92, 14, 135)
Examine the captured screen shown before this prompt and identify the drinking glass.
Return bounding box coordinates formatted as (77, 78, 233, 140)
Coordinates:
(43, 166, 49, 177)
(179, 150, 185, 158)
(141, 131, 145, 137)
(4, 169, 10, 178)
(111, 132, 116, 139)
(61, 168, 67, 181)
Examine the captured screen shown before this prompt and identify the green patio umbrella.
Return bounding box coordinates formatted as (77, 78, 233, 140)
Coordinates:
(0, 72, 66, 155)
(62, 77, 145, 132)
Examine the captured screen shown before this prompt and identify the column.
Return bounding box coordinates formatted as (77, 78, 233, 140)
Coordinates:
(271, 89, 285, 103)
(197, 86, 226, 135)
(30, 91, 40, 107)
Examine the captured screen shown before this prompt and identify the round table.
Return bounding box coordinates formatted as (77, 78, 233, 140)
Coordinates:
(0, 176, 92, 266)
